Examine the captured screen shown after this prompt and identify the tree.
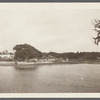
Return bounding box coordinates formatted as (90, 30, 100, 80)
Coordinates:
(13, 43, 43, 61)
(93, 19, 100, 45)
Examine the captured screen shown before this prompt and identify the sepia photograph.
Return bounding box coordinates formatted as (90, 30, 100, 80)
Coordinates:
(1, 3, 100, 95)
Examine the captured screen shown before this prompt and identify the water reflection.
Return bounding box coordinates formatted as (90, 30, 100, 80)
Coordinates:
(0, 64, 100, 92)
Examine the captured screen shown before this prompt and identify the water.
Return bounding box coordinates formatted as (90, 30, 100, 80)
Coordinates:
(0, 64, 100, 93)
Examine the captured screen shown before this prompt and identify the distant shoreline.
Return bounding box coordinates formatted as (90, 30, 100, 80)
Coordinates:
(0, 61, 100, 66)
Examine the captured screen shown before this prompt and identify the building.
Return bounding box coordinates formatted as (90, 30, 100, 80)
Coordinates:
(0, 51, 14, 61)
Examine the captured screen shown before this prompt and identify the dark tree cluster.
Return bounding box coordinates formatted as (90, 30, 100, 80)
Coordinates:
(13, 44, 42, 61)
(43, 52, 100, 61)
(13, 43, 100, 62)
(93, 19, 100, 45)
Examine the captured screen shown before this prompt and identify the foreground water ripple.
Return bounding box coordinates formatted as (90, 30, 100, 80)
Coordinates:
(0, 64, 100, 93)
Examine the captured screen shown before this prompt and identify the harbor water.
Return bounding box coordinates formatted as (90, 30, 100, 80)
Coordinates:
(0, 64, 100, 93)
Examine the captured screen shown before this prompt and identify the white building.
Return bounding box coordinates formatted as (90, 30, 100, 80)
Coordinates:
(0, 53, 14, 60)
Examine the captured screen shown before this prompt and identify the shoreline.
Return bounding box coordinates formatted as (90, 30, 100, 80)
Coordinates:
(0, 61, 100, 66)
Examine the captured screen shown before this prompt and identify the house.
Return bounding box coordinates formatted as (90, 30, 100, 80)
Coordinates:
(96, 57, 100, 61)
(37, 55, 56, 63)
(0, 52, 14, 61)
(46, 55, 56, 62)
(29, 58, 38, 62)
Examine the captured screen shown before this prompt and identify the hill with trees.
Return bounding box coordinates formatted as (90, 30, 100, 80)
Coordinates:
(13, 43, 100, 62)
(13, 43, 42, 61)
(43, 52, 100, 62)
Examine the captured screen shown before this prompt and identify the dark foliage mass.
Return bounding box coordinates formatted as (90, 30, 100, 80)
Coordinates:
(43, 52, 100, 61)
(93, 19, 100, 45)
(13, 42, 100, 62)
(13, 44, 42, 61)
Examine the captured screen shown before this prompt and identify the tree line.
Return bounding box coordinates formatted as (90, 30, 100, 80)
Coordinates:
(13, 43, 100, 61)
(13, 19, 100, 61)
(45, 52, 100, 61)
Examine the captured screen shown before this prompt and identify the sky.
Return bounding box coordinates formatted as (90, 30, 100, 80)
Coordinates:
(0, 3, 100, 53)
